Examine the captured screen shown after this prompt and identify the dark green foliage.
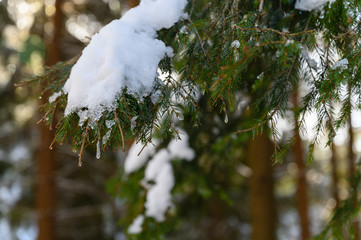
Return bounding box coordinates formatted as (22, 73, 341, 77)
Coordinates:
(22, 0, 361, 238)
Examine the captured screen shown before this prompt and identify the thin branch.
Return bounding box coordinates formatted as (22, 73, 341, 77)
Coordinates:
(334, 21, 361, 39)
(188, 18, 207, 57)
(234, 25, 315, 37)
(255, 0, 264, 27)
(78, 126, 89, 167)
(114, 111, 126, 152)
(235, 120, 267, 134)
(270, 118, 279, 162)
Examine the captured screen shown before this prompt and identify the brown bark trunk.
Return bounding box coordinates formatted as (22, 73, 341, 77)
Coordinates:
(348, 109, 359, 239)
(36, 127, 56, 240)
(330, 143, 339, 207)
(249, 133, 276, 240)
(36, 1, 63, 239)
(294, 129, 310, 240)
(348, 116, 355, 180)
(293, 90, 310, 240)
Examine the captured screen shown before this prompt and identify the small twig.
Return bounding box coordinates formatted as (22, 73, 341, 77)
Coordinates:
(270, 118, 279, 163)
(304, 47, 336, 136)
(164, 97, 180, 118)
(114, 111, 125, 152)
(188, 18, 207, 57)
(234, 25, 315, 37)
(78, 126, 89, 167)
(255, 0, 264, 27)
(48, 105, 57, 131)
(235, 120, 267, 134)
(166, 109, 180, 139)
(334, 21, 361, 39)
(137, 141, 149, 157)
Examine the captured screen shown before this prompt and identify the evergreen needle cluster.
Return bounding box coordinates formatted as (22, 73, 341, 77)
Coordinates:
(20, 0, 361, 238)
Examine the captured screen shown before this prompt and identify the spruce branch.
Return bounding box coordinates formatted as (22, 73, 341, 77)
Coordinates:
(234, 26, 315, 37)
(78, 126, 89, 167)
(114, 110, 126, 152)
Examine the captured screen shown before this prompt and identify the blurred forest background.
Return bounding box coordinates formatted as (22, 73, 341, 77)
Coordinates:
(0, 0, 360, 239)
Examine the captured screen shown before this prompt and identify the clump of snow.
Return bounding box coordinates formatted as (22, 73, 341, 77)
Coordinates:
(180, 25, 188, 34)
(295, 0, 334, 11)
(333, 58, 349, 70)
(96, 140, 101, 159)
(124, 131, 195, 223)
(145, 149, 170, 181)
(167, 134, 194, 160)
(49, 91, 62, 103)
(286, 39, 294, 46)
(128, 215, 145, 234)
(102, 131, 111, 145)
(63, 0, 188, 124)
(124, 140, 158, 174)
(145, 161, 174, 221)
(102, 120, 116, 145)
(301, 49, 318, 70)
(231, 40, 240, 49)
(131, 117, 137, 131)
(105, 120, 115, 129)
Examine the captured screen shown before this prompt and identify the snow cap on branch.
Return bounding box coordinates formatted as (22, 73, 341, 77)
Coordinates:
(295, 0, 334, 11)
(63, 0, 188, 124)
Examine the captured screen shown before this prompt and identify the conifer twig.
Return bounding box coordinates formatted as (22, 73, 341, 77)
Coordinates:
(234, 26, 315, 37)
(304, 51, 336, 137)
(255, 0, 264, 27)
(188, 18, 207, 57)
(270, 118, 279, 163)
(78, 126, 89, 167)
(137, 141, 149, 156)
(334, 21, 361, 39)
(234, 120, 267, 134)
(114, 111, 126, 152)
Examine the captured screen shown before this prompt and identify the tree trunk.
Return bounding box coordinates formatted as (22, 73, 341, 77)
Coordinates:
(330, 143, 339, 207)
(348, 108, 359, 239)
(36, 127, 56, 240)
(36, 1, 63, 239)
(293, 90, 310, 240)
(248, 132, 276, 240)
(294, 128, 310, 240)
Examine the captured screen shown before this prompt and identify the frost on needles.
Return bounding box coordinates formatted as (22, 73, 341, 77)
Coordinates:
(62, 0, 188, 124)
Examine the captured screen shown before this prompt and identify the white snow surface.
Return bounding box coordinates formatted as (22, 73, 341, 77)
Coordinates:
(333, 58, 349, 70)
(145, 162, 174, 221)
(128, 215, 145, 234)
(124, 140, 158, 174)
(49, 91, 62, 103)
(145, 149, 170, 181)
(295, 0, 333, 11)
(301, 49, 318, 70)
(124, 131, 195, 223)
(63, 0, 188, 123)
(168, 134, 195, 160)
(231, 40, 240, 48)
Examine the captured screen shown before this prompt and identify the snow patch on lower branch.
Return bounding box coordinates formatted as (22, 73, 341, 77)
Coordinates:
(295, 0, 334, 11)
(128, 215, 145, 234)
(63, 0, 188, 124)
(126, 132, 195, 233)
(333, 58, 349, 70)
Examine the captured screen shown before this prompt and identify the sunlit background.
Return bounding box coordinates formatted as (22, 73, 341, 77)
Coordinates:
(0, 0, 361, 240)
